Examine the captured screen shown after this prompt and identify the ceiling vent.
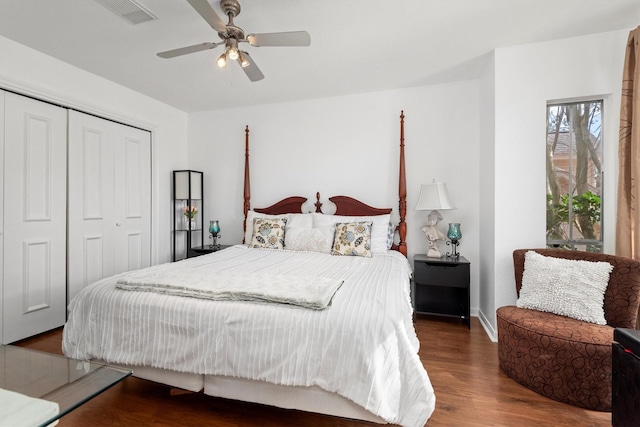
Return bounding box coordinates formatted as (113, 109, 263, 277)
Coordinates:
(94, 0, 157, 25)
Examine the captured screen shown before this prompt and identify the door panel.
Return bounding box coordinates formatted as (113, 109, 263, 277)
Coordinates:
(81, 127, 107, 219)
(3, 92, 67, 344)
(83, 234, 105, 287)
(114, 130, 151, 275)
(22, 239, 52, 313)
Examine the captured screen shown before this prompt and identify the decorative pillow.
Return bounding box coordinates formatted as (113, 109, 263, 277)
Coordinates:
(249, 217, 287, 249)
(516, 251, 613, 325)
(313, 213, 390, 253)
(386, 222, 396, 249)
(244, 211, 313, 243)
(331, 221, 372, 257)
(285, 227, 334, 254)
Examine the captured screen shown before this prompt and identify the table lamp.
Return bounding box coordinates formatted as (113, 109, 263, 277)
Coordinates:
(415, 181, 455, 258)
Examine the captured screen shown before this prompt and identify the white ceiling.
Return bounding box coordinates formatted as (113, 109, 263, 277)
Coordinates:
(0, 0, 638, 113)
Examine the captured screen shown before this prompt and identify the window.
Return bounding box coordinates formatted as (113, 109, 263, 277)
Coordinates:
(546, 100, 603, 252)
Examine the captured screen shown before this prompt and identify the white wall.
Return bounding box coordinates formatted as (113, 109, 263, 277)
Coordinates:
(189, 82, 482, 314)
(0, 35, 189, 265)
(480, 29, 629, 339)
(478, 52, 496, 336)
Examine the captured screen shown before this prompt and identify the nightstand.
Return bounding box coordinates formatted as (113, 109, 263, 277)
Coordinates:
(413, 254, 470, 329)
(188, 244, 231, 258)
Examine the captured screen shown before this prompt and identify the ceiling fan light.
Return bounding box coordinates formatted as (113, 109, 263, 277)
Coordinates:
(228, 47, 239, 61)
(226, 38, 240, 61)
(238, 51, 250, 68)
(216, 53, 227, 68)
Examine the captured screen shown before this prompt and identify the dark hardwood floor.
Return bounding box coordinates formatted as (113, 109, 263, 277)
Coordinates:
(14, 316, 611, 427)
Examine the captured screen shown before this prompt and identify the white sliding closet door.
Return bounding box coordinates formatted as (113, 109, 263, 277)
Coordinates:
(3, 92, 67, 344)
(67, 111, 151, 302)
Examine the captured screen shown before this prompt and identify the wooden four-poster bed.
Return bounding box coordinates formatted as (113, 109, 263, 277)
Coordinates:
(62, 112, 435, 427)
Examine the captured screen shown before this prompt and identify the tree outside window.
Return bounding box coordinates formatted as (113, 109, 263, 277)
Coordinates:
(546, 100, 603, 252)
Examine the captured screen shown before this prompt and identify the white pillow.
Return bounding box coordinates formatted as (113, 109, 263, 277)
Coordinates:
(313, 213, 390, 253)
(516, 251, 613, 325)
(285, 227, 334, 254)
(244, 211, 313, 243)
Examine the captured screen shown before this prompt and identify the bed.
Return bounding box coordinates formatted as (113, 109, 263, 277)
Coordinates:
(62, 112, 436, 426)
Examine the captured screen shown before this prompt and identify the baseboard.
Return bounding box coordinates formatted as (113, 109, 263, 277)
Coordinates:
(477, 309, 497, 342)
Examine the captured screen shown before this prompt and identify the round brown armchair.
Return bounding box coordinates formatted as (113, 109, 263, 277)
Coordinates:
(496, 249, 640, 411)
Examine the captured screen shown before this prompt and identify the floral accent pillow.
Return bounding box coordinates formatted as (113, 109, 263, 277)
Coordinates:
(249, 217, 287, 250)
(314, 213, 390, 253)
(331, 221, 372, 257)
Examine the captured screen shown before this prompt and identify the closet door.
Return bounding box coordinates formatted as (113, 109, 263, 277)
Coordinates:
(112, 120, 152, 276)
(67, 111, 151, 301)
(3, 92, 67, 344)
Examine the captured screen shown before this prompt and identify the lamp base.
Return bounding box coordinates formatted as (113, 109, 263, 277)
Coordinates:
(421, 210, 446, 259)
(426, 247, 442, 258)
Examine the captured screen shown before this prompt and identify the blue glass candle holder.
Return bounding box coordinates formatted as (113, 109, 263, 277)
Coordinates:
(209, 220, 221, 249)
(446, 223, 462, 258)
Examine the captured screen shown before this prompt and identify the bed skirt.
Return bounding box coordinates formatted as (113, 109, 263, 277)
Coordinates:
(114, 363, 387, 424)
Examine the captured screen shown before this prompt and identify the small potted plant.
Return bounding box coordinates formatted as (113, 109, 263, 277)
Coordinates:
(182, 205, 198, 230)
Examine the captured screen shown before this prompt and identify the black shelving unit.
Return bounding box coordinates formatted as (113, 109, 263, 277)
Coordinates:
(173, 170, 204, 261)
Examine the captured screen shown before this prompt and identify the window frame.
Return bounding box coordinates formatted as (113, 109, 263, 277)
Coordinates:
(545, 98, 604, 252)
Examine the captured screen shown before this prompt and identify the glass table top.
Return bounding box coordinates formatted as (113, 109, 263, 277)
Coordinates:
(0, 344, 131, 426)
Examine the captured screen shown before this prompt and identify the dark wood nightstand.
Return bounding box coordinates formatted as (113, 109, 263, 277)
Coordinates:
(188, 244, 231, 258)
(413, 254, 470, 329)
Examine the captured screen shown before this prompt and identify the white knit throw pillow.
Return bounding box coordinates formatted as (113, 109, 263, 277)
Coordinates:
(285, 227, 334, 254)
(516, 251, 613, 325)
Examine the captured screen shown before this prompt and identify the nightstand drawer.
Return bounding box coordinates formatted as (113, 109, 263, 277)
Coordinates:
(414, 260, 469, 288)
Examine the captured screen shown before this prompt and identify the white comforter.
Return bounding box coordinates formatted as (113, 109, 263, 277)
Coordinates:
(63, 245, 435, 427)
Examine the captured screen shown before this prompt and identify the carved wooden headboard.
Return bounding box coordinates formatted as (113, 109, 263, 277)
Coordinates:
(242, 111, 407, 256)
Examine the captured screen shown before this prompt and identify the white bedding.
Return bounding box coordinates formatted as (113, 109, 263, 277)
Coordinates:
(62, 245, 435, 427)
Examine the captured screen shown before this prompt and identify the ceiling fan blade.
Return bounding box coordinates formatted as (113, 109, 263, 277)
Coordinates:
(246, 31, 311, 47)
(186, 0, 228, 33)
(157, 42, 219, 58)
(237, 52, 264, 82)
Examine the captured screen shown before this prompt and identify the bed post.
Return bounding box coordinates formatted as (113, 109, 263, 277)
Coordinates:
(243, 125, 250, 243)
(398, 111, 407, 256)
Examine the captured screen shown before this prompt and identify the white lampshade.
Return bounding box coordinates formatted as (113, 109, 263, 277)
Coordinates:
(415, 182, 456, 211)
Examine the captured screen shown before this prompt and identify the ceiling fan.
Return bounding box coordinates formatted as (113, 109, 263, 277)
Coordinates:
(157, 0, 311, 82)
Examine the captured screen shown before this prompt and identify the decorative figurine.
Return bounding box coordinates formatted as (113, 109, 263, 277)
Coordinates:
(421, 210, 446, 258)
